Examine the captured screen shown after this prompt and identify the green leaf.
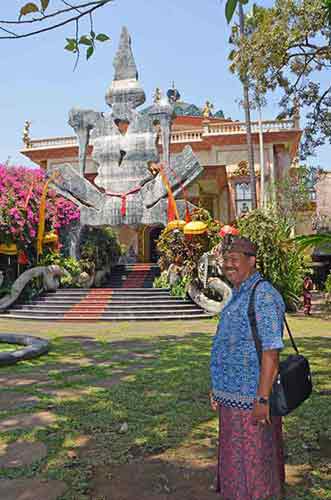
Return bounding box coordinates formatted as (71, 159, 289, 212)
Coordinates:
(225, 0, 238, 23)
(86, 46, 94, 60)
(228, 49, 238, 61)
(64, 38, 77, 52)
(90, 30, 96, 40)
(240, 0, 249, 4)
(79, 35, 92, 46)
(19, 2, 39, 20)
(40, 0, 49, 11)
(96, 33, 110, 42)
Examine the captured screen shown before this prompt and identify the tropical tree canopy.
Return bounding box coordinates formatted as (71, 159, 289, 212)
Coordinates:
(228, 0, 331, 157)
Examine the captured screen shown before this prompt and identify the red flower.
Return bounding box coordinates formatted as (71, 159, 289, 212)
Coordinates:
(219, 225, 240, 238)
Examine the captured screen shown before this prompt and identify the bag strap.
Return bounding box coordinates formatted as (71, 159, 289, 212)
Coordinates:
(248, 279, 299, 365)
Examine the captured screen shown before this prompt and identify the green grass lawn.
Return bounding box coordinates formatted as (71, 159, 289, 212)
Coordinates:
(0, 316, 330, 499)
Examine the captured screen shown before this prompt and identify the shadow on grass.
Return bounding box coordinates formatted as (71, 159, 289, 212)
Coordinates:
(0, 333, 330, 500)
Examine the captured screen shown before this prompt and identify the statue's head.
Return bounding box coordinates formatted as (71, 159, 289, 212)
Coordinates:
(114, 118, 130, 135)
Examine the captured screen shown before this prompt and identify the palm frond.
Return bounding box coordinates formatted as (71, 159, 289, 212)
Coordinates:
(294, 233, 331, 251)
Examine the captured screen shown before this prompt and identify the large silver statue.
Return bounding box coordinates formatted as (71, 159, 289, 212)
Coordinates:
(49, 27, 203, 232)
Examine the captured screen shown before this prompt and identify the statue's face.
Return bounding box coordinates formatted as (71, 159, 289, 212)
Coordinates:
(116, 120, 129, 135)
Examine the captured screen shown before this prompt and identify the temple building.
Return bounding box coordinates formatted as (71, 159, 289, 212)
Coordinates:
(20, 28, 302, 263)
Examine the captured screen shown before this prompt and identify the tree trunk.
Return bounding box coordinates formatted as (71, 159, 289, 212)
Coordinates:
(238, 3, 257, 209)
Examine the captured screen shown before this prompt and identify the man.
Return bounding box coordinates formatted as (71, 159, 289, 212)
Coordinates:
(210, 236, 285, 500)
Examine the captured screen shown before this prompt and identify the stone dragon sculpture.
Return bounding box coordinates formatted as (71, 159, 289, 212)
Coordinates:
(188, 246, 232, 314)
(0, 265, 65, 312)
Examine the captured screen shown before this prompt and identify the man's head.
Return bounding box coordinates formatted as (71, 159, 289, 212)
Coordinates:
(222, 236, 257, 287)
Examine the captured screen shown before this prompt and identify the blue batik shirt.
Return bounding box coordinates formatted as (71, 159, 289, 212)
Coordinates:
(210, 271, 285, 410)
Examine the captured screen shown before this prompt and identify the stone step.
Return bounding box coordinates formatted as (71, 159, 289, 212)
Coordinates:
(43, 294, 171, 300)
(3, 312, 213, 321)
(12, 303, 199, 312)
(50, 288, 170, 293)
(28, 299, 194, 307)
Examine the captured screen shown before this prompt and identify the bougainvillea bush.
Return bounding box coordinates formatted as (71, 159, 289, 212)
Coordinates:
(0, 163, 80, 253)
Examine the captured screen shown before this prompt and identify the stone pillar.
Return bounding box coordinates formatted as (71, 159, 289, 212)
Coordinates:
(68, 223, 83, 259)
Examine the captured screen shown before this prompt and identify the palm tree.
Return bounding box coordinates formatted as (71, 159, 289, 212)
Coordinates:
(238, 2, 257, 209)
(226, 0, 257, 209)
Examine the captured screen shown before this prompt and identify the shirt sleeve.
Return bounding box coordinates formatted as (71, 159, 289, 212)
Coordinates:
(254, 282, 285, 351)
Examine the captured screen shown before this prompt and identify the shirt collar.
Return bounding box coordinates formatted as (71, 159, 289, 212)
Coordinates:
(233, 271, 261, 296)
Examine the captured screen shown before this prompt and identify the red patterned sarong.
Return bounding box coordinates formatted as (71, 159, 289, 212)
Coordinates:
(217, 406, 285, 500)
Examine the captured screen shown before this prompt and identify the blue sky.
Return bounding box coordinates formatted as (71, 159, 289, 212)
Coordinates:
(1, 0, 330, 168)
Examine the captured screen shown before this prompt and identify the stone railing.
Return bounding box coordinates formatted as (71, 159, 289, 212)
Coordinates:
(23, 136, 78, 149)
(205, 119, 296, 136)
(22, 119, 298, 150)
(170, 130, 203, 143)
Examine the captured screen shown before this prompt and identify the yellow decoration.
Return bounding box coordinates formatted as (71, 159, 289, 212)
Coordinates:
(166, 220, 186, 231)
(0, 243, 18, 255)
(183, 221, 208, 235)
(37, 171, 58, 258)
(43, 232, 58, 245)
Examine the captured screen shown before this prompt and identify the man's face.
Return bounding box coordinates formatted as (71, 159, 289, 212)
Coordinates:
(222, 251, 256, 287)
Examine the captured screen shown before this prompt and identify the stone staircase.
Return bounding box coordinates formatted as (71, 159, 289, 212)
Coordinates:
(107, 263, 161, 288)
(4, 264, 213, 321)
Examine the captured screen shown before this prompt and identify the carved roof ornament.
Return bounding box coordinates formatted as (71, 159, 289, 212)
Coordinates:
(113, 26, 138, 81)
(105, 26, 145, 119)
(234, 160, 249, 177)
(153, 87, 162, 104)
(167, 81, 181, 103)
(202, 100, 214, 118)
(22, 120, 31, 148)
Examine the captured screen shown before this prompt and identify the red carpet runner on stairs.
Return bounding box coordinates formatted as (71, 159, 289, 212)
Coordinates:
(122, 264, 152, 288)
(63, 289, 112, 320)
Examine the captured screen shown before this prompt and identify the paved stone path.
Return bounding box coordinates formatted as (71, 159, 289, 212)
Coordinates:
(0, 478, 67, 500)
(0, 392, 40, 411)
(0, 441, 47, 468)
(0, 411, 57, 433)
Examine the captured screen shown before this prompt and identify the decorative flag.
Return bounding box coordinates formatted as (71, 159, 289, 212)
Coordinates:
(37, 172, 58, 258)
(158, 165, 180, 222)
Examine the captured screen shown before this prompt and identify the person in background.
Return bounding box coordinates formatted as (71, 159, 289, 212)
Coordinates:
(210, 236, 285, 500)
(303, 274, 313, 315)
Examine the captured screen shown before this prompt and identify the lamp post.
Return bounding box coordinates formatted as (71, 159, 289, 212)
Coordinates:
(258, 102, 265, 208)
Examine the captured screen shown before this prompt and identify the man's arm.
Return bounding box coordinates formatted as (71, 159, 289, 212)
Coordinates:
(252, 349, 279, 424)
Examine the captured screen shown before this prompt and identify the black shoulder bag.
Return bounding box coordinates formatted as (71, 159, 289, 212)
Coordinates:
(248, 279, 313, 417)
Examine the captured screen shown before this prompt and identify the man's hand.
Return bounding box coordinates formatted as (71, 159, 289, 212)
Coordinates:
(252, 401, 271, 425)
(209, 392, 218, 412)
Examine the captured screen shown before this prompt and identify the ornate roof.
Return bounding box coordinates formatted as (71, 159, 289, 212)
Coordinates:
(141, 85, 224, 118)
(142, 100, 224, 118)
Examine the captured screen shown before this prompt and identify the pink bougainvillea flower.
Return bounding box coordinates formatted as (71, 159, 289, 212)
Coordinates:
(0, 163, 80, 249)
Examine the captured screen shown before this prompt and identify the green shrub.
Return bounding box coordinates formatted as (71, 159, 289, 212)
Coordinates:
(325, 271, 331, 296)
(40, 253, 87, 288)
(153, 272, 169, 289)
(80, 227, 121, 270)
(156, 208, 221, 282)
(237, 209, 307, 310)
(170, 275, 190, 298)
